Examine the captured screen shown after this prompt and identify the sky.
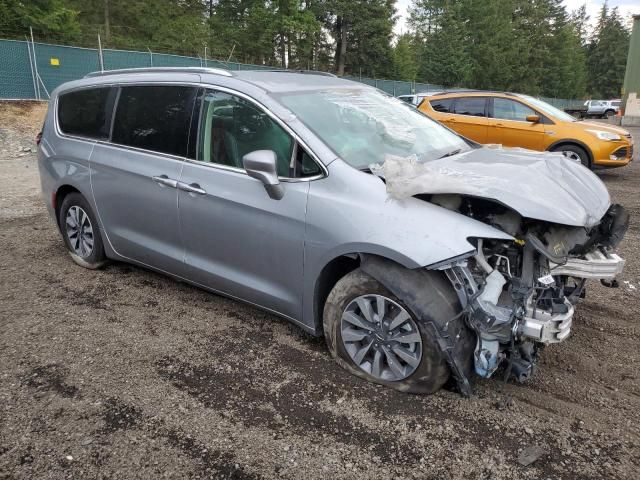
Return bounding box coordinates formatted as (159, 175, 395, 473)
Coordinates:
(393, 0, 639, 35)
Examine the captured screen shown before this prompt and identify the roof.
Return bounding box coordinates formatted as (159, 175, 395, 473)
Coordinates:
(232, 70, 363, 93)
(84, 67, 364, 93)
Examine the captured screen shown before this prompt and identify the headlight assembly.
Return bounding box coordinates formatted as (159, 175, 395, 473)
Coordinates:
(586, 129, 621, 141)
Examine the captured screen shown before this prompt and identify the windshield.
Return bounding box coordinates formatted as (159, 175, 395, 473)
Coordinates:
(518, 95, 578, 122)
(277, 88, 470, 169)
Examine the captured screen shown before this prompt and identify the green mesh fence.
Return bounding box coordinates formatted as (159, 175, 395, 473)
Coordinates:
(0, 38, 584, 109)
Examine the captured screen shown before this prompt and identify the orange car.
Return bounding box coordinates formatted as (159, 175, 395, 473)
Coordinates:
(418, 91, 634, 169)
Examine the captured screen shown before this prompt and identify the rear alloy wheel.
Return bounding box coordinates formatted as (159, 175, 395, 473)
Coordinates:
(58, 192, 108, 269)
(604, 109, 616, 118)
(553, 144, 591, 169)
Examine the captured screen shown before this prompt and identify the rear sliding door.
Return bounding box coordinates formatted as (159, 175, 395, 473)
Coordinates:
(90, 84, 197, 274)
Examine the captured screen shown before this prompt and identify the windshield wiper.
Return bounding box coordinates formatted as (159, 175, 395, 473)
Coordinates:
(439, 148, 462, 159)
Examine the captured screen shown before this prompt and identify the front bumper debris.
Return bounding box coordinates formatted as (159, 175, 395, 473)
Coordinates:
(549, 249, 625, 280)
(519, 299, 573, 343)
(443, 243, 625, 384)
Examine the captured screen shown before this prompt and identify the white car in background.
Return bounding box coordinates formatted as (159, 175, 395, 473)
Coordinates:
(397, 93, 433, 107)
(584, 99, 620, 118)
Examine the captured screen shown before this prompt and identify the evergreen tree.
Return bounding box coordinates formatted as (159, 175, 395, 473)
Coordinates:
(393, 34, 418, 80)
(0, 0, 81, 42)
(587, 4, 630, 98)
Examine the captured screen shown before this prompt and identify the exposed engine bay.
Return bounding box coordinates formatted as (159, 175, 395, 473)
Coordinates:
(430, 194, 628, 384)
(370, 150, 630, 392)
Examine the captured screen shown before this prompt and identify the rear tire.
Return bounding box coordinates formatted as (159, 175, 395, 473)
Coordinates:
(58, 192, 108, 269)
(552, 144, 591, 169)
(323, 268, 473, 394)
(604, 109, 615, 118)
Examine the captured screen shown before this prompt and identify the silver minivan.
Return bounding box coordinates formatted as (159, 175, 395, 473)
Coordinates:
(38, 68, 627, 395)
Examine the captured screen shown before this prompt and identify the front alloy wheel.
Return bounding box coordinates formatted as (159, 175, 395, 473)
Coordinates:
(341, 294, 422, 381)
(323, 268, 473, 394)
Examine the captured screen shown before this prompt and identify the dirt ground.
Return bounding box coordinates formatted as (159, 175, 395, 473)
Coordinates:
(0, 101, 639, 480)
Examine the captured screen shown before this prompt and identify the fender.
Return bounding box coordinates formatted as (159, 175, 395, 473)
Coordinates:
(301, 158, 512, 332)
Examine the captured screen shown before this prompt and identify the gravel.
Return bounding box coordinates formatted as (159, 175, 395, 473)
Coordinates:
(0, 101, 639, 479)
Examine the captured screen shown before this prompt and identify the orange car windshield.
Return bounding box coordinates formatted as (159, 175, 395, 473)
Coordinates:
(519, 95, 577, 122)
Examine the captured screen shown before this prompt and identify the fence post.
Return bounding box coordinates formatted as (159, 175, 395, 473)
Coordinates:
(97, 34, 104, 72)
(204, 45, 208, 67)
(393, 80, 396, 96)
(148, 48, 153, 66)
(25, 37, 37, 99)
(29, 28, 41, 100)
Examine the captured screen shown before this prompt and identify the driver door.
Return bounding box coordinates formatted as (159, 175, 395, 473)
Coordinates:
(177, 89, 312, 320)
(486, 97, 545, 150)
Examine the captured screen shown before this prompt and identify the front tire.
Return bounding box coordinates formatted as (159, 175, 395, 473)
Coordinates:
(552, 144, 591, 169)
(323, 268, 471, 394)
(58, 192, 108, 269)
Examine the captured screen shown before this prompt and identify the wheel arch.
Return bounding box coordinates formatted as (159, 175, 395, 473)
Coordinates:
(313, 254, 361, 333)
(54, 184, 82, 228)
(312, 251, 424, 333)
(547, 139, 594, 166)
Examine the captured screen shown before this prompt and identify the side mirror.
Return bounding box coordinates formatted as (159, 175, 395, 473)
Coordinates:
(242, 150, 284, 200)
(526, 114, 541, 123)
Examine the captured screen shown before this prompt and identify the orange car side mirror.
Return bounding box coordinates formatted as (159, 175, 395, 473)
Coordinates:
(526, 114, 541, 123)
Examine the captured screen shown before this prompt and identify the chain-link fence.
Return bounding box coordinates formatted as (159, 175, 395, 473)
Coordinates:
(0, 38, 584, 110)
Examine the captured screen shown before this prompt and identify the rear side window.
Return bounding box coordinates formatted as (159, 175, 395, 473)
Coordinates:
(453, 97, 486, 117)
(58, 87, 114, 139)
(112, 85, 197, 156)
(430, 98, 453, 113)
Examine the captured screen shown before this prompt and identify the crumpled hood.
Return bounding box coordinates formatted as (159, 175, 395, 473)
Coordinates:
(371, 146, 611, 228)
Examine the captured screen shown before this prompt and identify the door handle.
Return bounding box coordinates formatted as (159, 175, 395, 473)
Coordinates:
(152, 175, 178, 188)
(177, 182, 206, 195)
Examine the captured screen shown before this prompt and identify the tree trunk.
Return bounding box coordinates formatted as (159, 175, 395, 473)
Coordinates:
(337, 19, 347, 76)
(280, 32, 286, 68)
(104, 0, 111, 42)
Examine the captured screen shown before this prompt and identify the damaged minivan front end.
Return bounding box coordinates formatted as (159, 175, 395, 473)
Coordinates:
(374, 149, 628, 390)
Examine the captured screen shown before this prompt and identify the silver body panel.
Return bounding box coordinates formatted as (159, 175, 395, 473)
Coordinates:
(37, 68, 614, 335)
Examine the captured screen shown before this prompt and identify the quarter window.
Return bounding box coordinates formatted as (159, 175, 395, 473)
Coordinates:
(452, 97, 486, 117)
(112, 85, 197, 156)
(58, 87, 114, 139)
(492, 98, 536, 122)
(196, 91, 294, 177)
(430, 98, 453, 113)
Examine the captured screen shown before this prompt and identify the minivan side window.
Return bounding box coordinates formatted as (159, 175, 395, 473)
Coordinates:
(430, 98, 453, 113)
(492, 98, 536, 122)
(112, 85, 197, 157)
(195, 90, 294, 177)
(58, 87, 114, 139)
(452, 97, 486, 117)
